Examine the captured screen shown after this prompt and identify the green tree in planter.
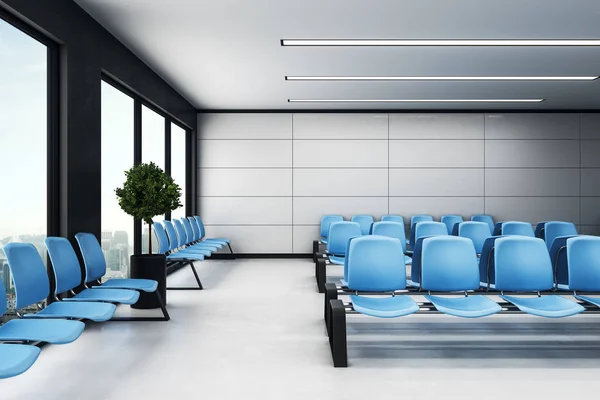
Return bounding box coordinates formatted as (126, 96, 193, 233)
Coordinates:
(115, 162, 182, 254)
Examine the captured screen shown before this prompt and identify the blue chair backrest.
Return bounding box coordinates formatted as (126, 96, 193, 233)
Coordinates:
(492, 222, 504, 236)
(458, 222, 490, 254)
(550, 235, 577, 287)
(0, 275, 6, 315)
(494, 236, 553, 291)
(327, 222, 362, 256)
(420, 236, 480, 291)
(409, 215, 434, 249)
(441, 215, 464, 235)
(194, 216, 207, 240)
(544, 222, 577, 251)
(45, 237, 83, 295)
(3, 243, 50, 309)
(181, 218, 195, 244)
(415, 222, 448, 242)
(471, 215, 494, 234)
(188, 217, 200, 242)
(381, 215, 404, 225)
(173, 219, 188, 247)
(351, 215, 374, 235)
(371, 221, 406, 252)
(320, 215, 344, 239)
(74, 233, 107, 283)
(501, 221, 534, 237)
(478, 236, 504, 287)
(534, 221, 548, 239)
(346, 236, 407, 292)
(567, 236, 600, 291)
(162, 220, 179, 252)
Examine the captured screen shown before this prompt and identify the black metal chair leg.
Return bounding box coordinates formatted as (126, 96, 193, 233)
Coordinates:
(316, 258, 326, 293)
(109, 290, 171, 322)
(330, 299, 348, 368)
(167, 261, 203, 290)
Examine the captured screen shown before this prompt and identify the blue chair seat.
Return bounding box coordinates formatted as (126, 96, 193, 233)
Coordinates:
(351, 295, 419, 318)
(424, 295, 501, 318)
(94, 278, 158, 292)
(329, 255, 344, 265)
(500, 295, 585, 318)
(188, 243, 220, 251)
(62, 288, 140, 305)
(22, 301, 116, 322)
(0, 344, 41, 379)
(404, 255, 412, 265)
(167, 252, 205, 261)
(203, 238, 229, 245)
(406, 279, 419, 288)
(320, 237, 328, 245)
(340, 279, 348, 287)
(557, 284, 569, 291)
(575, 295, 600, 308)
(175, 248, 212, 256)
(0, 319, 84, 344)
(479, 282, 496, 289)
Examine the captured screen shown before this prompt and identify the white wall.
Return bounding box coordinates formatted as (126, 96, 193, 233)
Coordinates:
(197, 112, 600, 254)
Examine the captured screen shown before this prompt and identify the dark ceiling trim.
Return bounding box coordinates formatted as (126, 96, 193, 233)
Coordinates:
(198, 109, 600, 114)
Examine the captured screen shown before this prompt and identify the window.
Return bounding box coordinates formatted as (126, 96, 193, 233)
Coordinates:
(0, 18, 49, 316)
(101, 81, 134, 278)
(142, 105, 166, 253)
(171, 123, 187, 219)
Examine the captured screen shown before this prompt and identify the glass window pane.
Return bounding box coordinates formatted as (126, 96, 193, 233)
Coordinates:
(0, 18, 47, 317)
(171, 124, 187, 220)
(101, 81, 134, 278)
(142, 105, 166, 253)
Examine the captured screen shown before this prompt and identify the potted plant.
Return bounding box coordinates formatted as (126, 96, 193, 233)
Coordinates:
(115, 162, 182, 309)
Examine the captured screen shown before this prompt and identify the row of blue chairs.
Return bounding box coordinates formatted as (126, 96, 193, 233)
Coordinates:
(325, 235, 600, 367)
(0, 234, 164, 379)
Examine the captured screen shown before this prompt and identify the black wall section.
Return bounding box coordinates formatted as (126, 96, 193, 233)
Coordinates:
(0, 0, 197, 243)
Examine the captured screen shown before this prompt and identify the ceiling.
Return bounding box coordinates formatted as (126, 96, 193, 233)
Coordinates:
(74, 0, 600, 110)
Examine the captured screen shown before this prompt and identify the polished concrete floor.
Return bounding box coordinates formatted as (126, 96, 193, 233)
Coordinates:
(3, 259, 600, 399)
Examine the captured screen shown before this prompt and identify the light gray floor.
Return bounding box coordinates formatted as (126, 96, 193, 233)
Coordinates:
(3, 259, 600, 399)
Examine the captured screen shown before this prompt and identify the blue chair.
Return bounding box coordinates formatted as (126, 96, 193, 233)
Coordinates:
(3, 243, 116, 322)
(564, 236, 600, 307)
(471, 215, 494, 234)
(319, 215, 344, 244)
(544, 221, 577, 251)
(494, 237, 584, 318)
(0, 276, 84, 344)
(346, 236, 419, 318)
(534, 221, 549, 239)
(164, 220, 213, 256)
(351, 215, 374, 236)
(326, 222, 362, 265)
(153, 222, 203, 290)
(0, 344, 40, 379)
(415, 222, 448, 242)
(381, 215, 404, 225)
(181, 218, 220, 252)
(74, 233, 169, 320)
(478, 236, 505, 289)
(408, 215, 434, 250)
(441, 215, 464, 235)
(492, 222, 504, 236)
(371, 221, 411, 264)
(421, 236, 501, 318)
(457, 221, 490, 255)
(45, 237, 140, 305)
(501, 221, 534, 237)
(193, 216, 233, 253)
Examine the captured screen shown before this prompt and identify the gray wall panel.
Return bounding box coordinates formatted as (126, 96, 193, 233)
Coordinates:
(294, 169, 388, 196)
(293, 140, 388, 168)
(485, 169, 580, 197)
(581, 140, 600, 167)
(485, 197, 580, 224)
(485, 140, 580, 168)
(198, 140, 292, 168)
(389, 197, 484, 219)
(199, 197, 292, 225)
(293, 113, 388, 139)
(389, 140, 484, 168)
(485, 114, 580, 140)
(293, 197, 389, 225)
(390, 169, 484, 196)
(582, 169, 600, 196)
(199, 168, 292, 197)
(581, 197, 600, 225)
(580, 225, 600, 236)
(293, 225, 321, 253)
(199, 113, 292, 139)
(389, 114, 484, 139)
(201, 226, 293, 253)
(581, 114, 600, 139)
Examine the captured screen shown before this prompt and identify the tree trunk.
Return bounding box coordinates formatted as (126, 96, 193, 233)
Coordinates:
(148, 222, 153, 255)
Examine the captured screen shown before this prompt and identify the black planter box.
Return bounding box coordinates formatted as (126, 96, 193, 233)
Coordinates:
(130, 254, 167, 309)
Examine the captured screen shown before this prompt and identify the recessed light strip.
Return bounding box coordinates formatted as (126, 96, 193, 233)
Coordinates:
(281, 39, 600, 46)
(288, 99, 545, 103)
(285, 76, 598, 81)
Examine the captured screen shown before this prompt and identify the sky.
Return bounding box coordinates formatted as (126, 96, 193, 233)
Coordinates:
(1, 18, 187, 244)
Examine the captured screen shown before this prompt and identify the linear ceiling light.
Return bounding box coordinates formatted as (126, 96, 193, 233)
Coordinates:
(287, 99, 545, 103)
(285, 76, 598, 81)
(281, 39, 600, 46)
